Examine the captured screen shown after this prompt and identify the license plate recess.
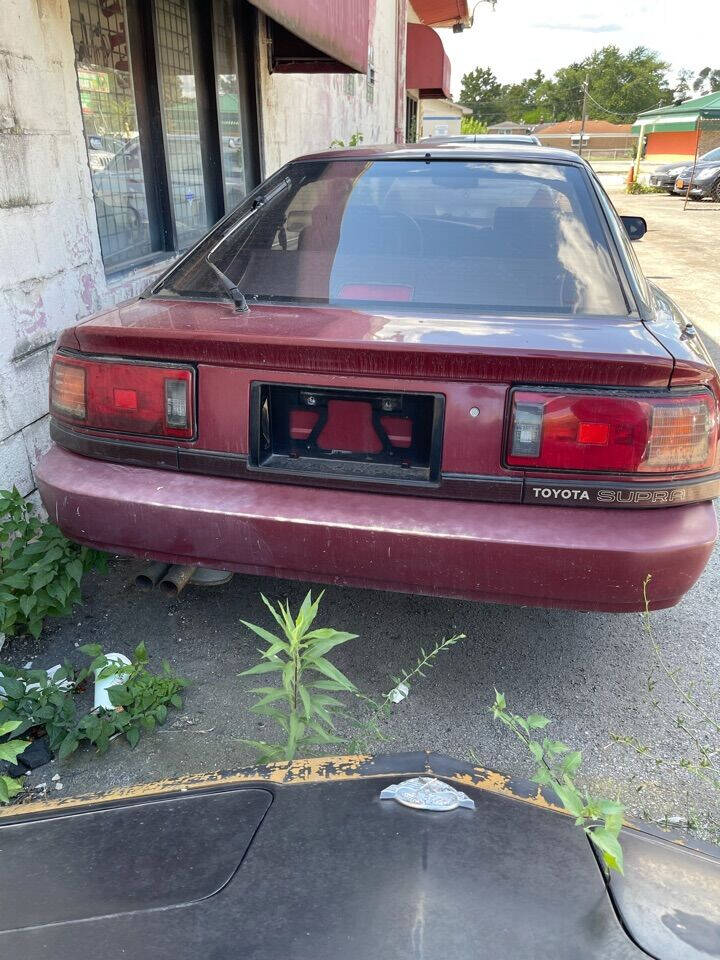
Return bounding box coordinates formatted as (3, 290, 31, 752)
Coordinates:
(249, 383, 444, 484)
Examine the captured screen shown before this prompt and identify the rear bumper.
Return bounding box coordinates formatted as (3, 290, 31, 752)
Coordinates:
(688, 183, 714, 197)
(36, 445, 717, 612)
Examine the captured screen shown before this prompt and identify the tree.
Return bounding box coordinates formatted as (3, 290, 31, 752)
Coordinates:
(674, 69, 694, 101)
(460, 46, 673, 128)
(693, 67, 720, 95)
(460, 117, 487, 134)
(459, 67, 503, 124)
(545, 46, 672, 122)
(500, 70, 546, 123)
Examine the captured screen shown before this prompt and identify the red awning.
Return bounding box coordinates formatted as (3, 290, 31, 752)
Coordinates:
(412, 0, 469, 27)
(406, 23, 451, 99)
(250, 0, 370, 73)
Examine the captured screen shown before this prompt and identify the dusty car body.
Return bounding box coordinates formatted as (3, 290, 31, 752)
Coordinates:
(37, 143, 720, 611)
(0, 752, 718, 959)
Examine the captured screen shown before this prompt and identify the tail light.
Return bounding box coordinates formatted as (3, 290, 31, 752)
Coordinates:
(507, 389, 717, 474)
(50, 355, 195, 440)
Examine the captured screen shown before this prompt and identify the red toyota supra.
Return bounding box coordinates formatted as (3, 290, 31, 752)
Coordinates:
(37, 143, 719, 611)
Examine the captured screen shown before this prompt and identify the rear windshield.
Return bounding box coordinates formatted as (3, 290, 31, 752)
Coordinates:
(159, 159, 628, 316)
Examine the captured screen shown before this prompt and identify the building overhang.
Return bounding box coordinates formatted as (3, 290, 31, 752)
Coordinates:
(253, 0, 370, 73)
(412, 0, 470, 28)
(406, 23, 452, 100)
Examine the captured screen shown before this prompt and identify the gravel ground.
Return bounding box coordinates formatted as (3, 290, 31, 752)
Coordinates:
(3, 189, 719, 843)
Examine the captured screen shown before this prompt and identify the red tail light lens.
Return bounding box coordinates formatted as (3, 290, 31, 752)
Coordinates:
(50, 356, 195, 439)
(507, 389, 717, 474)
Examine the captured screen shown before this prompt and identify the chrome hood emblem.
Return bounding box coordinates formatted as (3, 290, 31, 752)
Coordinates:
(380, 777, 475, 812)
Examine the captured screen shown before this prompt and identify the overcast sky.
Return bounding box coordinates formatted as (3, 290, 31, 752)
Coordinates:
(440, 0, 719, 100)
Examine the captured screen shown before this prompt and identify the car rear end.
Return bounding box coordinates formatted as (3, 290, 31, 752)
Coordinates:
(648, 164, 685, 193)
(37, 147, 720, 611)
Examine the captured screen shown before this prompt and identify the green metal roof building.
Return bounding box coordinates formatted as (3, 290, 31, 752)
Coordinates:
(632, 92, 720, 161)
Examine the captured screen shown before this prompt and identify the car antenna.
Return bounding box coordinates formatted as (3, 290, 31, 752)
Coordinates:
(205, 176, 291, 313)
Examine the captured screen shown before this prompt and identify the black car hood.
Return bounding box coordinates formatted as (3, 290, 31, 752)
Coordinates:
(1, 752, 718, 960)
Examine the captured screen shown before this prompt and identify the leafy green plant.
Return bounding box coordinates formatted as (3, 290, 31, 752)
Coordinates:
(0, 662, 78, 746)
(240, 592, 357, 763)
(491, 691, 625, 874)
(460, 116, 487, 135)
(0, 487, 106, 639)
(330, 131, 364, 148)
(350, 633, 465, 752)
(0, 643, 187, 769)
(239, 591, 464, 763)
(0, 720, 30, 804)
(56, 642, 188, 758)
(626, 180, 666, 195)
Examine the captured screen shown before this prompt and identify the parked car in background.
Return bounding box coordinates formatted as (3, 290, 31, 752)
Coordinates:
(648, 161, 690, 193)
(674, 146, 720, 201)
(37, 143, 719, 612)
(423, 133, 542, 145)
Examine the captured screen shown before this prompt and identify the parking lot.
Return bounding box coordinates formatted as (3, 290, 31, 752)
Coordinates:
(7, 189, 720, 841)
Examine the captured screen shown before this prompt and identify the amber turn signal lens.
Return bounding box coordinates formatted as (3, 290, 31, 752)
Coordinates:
(51, 360, 86, 420)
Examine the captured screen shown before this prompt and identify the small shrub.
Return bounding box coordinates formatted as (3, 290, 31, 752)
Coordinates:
(0, 487, 106, 639)
(330, 131, 364, 148)
(626, 180, 666, 195)
(0, 643, 188, 768)
(0, 719, 30, 804)
(240, 592, 357, 762)
(61, 642, 188, 756)
(0, 662, 77, 743)
(491, 692, 625, 874)
(239, 591, 464, 763)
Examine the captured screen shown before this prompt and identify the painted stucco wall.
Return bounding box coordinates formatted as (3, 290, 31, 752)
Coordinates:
(0, 0, 173, 501)
(419, 99, 465, 138)
(645, 129, 700, 163)
(258, 0, 400, 173)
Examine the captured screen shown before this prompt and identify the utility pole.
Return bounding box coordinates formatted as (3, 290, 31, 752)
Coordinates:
(578, 75, 589, 158)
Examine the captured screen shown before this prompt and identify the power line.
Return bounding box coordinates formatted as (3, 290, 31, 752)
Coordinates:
(583, 90, 643, 120)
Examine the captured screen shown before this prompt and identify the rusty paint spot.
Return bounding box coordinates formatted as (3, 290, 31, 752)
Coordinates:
(0, 754, 646, 833)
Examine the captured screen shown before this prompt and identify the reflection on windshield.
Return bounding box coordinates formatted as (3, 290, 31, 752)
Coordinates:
(164, 159, 629, 317)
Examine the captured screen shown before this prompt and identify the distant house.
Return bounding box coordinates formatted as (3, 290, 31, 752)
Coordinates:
(420, 100, 472, 138)
(632, 92, 720, 162)
(534, 120, 634, 152)
(486, 119, 532, 135)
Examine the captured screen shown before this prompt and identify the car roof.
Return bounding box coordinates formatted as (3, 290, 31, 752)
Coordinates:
(292, 141, 587, 166)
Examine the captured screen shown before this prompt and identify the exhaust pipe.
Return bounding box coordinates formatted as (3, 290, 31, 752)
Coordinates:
(158, 564, 197, 596)
(135, 562, 170, 591)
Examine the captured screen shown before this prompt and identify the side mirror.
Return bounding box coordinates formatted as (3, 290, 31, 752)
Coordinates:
(621, 215, 647, 241)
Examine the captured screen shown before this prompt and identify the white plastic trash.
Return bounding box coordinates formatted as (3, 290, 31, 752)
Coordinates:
(94, 653, 131, 710)
(388, 682, 410, 704)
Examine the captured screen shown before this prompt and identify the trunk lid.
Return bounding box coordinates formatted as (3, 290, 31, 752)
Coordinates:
(73, 298, 674, 388)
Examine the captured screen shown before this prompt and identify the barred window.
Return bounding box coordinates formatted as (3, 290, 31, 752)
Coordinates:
(70, 0, 258, 275)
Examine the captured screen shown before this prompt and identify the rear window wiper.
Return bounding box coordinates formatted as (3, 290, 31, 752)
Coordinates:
(205, 176, 291, 313)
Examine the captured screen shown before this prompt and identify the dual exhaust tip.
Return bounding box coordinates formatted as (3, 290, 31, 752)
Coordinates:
(134, 563, 232, 596)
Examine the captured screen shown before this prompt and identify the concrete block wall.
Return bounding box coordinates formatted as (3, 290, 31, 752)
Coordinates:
(0, 0, 105, 497)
